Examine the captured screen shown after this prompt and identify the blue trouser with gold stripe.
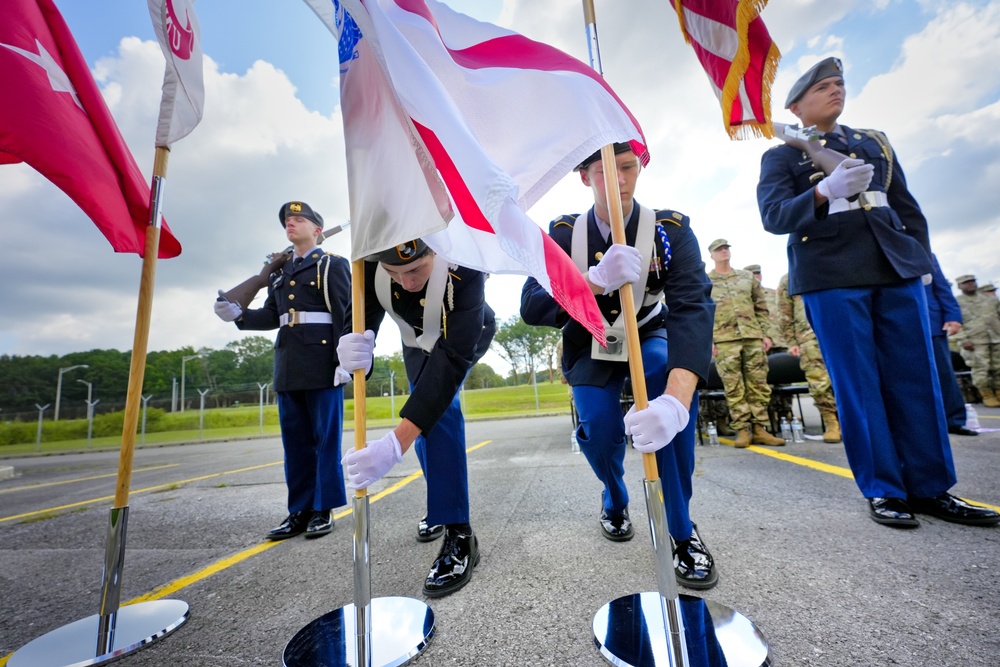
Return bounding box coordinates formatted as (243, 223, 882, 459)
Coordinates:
(803, 279, 957, 499)
(412, 387, 471, 526)
(277, 386, 347, 513)
(572, 337, 697, 541)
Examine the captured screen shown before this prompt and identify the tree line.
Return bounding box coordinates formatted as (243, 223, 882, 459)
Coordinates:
(0, 317, 564, 422)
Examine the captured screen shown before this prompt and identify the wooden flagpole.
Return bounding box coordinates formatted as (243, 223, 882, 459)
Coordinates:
(350, 259, 373, 667)
(95, 146, 177, 654)
(581, 2, 689, 666)
(114, 146, 168, 508)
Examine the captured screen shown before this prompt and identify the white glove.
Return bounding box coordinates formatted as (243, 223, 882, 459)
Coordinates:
(816, 158, 874, 201)
(333, 366, 352, 387)
(588, 244, 642, 294)
(336, 330, 375, 374)
(624, 394, 690, 454)
(213, 290, 243, 322)
(342, 431, 404, 489)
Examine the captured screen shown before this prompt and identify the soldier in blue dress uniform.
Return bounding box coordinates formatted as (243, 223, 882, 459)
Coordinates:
(757, 57, 998, 528)
(214, 201, 352, 540)
(337, 239, 496, 598)
(521, 143, 719, 590)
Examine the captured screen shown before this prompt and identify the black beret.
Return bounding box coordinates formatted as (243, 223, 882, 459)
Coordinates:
(278, 201, 324, 228)
(365, 239, 432, 265)
(785, 57, 844, 108)
(575, 142, 634, 171)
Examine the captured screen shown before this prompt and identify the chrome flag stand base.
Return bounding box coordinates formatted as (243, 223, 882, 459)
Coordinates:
(9, 505, 188, 667)
(593, 593, 771, 667)
(8, 600, 190, 667)
(282, 597, 434, 667)
(592, 480, 770, 667)
(283, 496, 434, 667)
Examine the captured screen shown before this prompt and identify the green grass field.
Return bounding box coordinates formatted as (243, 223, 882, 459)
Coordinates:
(0, 382, 573, 457)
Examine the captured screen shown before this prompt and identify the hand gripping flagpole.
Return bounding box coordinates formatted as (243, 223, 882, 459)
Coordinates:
(7, 148, 189, 667)
(582, 4, 770, 667)
(283, 260, 434, 667)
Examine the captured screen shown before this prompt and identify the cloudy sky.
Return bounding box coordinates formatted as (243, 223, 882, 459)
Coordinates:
(2, 0, 999, 374)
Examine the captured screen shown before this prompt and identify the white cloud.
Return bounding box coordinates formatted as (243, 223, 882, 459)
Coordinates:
(0, 38, 352, 357)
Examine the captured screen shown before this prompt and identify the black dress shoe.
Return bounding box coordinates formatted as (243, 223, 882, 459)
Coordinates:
(265, 511, 310, 540)
(416, 515, 444, 542)
(672, 523, 718, 590)
(947, 425, 979, 436)
(423, 528, 480, 598)
(868, 498, 919, 528)
(910, 493, 1000, 526)
(304, 510, 333, 539)
(599, 508, 634, 542)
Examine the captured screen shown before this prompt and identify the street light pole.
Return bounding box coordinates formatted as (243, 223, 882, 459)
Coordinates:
(258, 382, 269, 435)
(180, 354, 201, 413)
(77, 379, 96, 449)
(34, 403, 50, 452)
(55, 364, 88, 421)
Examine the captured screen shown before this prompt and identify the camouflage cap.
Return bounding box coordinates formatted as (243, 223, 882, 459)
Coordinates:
(575, 142, 633, 171)
(979, 283, 996, 292)
(708, 238, 730, 252)
(743, 264, 762, 273)
(785, 56, 844, 108)
(365, 239, 432, 265)
(278, 201, 324, 228)
(955, 274, 976, 284)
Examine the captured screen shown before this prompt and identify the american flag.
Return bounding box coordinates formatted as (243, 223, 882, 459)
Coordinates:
(671, 0, 780, 139)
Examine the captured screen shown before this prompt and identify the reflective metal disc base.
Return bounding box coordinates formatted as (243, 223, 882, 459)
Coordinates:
(283, 596, 434, 667)
(594, 592, 770, 667)
(8, 599, 189, 667)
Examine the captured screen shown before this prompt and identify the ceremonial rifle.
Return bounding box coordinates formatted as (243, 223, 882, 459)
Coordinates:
(772, 122, 849, 175)
(220, 220, 350, 308)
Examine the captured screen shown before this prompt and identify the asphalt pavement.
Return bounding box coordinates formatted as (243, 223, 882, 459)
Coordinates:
(2, 404, 999, 666)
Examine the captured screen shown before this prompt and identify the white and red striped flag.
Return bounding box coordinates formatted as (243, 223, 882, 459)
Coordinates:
(147, 0, 205, 147)
(303, 0, 649, 342)
(671, 0, 780, 139)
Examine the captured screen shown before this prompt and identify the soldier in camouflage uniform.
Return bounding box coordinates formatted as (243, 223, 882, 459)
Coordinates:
(776, 273, 841, 442)
(744, 264, 786, 351)
(708, 240, 784, 447)
(954, 275, 1000, 407)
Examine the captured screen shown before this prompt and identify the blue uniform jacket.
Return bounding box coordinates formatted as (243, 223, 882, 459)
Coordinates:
(238, 250, 352, 393)
(520, 203, 715, 388)
(363, 260, 496, 434)
(925, 254, 963, 337)
(757, 125, 933, 295)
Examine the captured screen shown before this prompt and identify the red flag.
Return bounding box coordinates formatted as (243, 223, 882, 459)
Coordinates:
(672, 0, 780, 139)
(0, 0, 181, 257)
(305, 0, 650, 343)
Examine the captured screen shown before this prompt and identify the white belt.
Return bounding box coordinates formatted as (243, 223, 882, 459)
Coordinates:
(279, 311, 332, 327)
(635, 301, 662, 329)
(829, 191, 889, 214)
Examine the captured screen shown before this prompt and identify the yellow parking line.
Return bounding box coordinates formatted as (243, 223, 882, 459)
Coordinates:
(745, 446, 855, 479)
(735, 442, 1000, 512)
(0, 464, 180, 494)
(2, 440, 493, 663)
(0, 462, 282, 523)
(128, 440, 491, 604)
